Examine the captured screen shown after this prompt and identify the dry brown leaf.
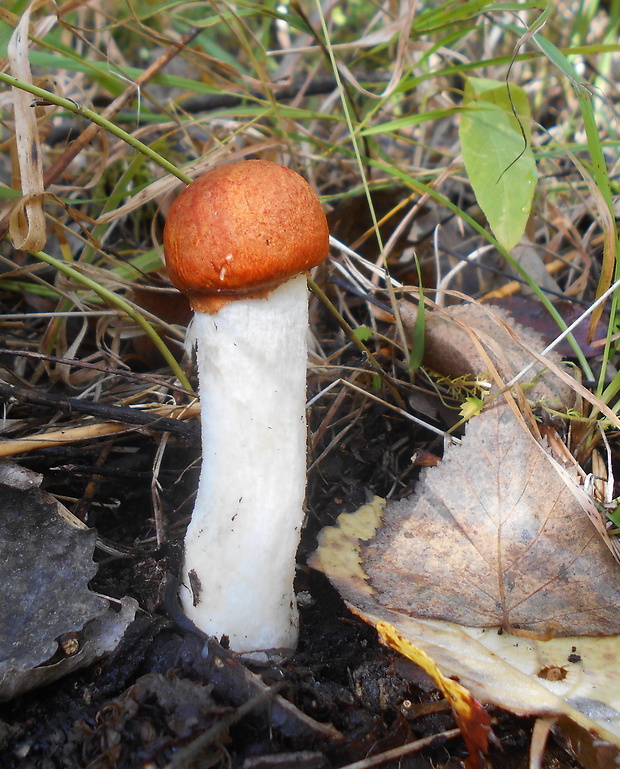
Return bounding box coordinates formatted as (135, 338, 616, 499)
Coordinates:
(363, 404, 620, 639)
(508, 238, 562, 297)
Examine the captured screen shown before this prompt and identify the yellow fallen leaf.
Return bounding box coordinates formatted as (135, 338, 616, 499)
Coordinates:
(376, 619, 492, 769)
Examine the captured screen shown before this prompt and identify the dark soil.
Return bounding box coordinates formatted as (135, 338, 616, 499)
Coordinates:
(0, 390, 584, 769)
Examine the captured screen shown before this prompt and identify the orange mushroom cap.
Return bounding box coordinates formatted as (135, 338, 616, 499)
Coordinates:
(163, 159, 329, 313)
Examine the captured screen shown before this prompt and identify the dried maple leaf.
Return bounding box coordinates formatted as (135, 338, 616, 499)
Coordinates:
(363, 404, 620, 639)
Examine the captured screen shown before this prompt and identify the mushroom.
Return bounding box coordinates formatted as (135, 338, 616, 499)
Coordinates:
(163, 159, 329, 652)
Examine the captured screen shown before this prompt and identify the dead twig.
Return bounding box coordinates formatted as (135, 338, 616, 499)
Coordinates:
(0, 349, 190, 394)
(338, 728, 461, 769)
(162, 683, 286, 769)
(0, 381, 199, 442)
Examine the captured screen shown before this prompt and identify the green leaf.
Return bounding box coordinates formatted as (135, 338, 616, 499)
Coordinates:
(459, 396, 485, 420)
(352, 325, 373, 342)
(606, 504, 620, 529)
(0, 186, 21, 200)
(459, 77, 538, 252)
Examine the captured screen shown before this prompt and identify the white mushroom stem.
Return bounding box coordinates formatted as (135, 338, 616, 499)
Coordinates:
(180, 273, 309, 652)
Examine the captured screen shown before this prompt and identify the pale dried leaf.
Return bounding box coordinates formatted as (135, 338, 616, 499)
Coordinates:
(8, 0, 49, 251)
